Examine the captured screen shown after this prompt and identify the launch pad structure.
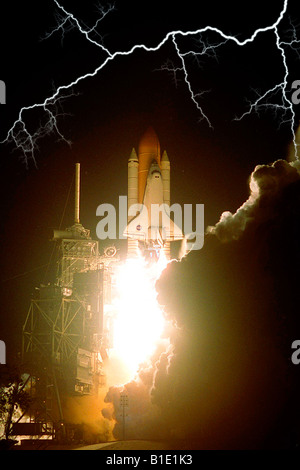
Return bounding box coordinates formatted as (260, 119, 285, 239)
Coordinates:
(17, 163, 119, 443)
(11, 128, 181, 445)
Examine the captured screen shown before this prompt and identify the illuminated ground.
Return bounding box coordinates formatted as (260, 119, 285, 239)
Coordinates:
(75, 440, 173, 450)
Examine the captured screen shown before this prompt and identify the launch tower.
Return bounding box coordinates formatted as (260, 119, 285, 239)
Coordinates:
(19, 164, 118, 443)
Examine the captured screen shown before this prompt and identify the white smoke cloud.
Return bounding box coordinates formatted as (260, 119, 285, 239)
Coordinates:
(207, 159, 300, 242)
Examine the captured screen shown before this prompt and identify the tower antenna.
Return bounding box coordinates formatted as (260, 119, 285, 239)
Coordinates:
(75, 162, 80, 224)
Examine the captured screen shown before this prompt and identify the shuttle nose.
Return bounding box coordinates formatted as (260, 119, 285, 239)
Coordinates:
(149, 161, 161, 174)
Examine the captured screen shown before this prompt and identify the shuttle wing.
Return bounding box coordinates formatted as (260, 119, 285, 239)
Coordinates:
(124, 204, 184, 243)
(124, 205, 149, 240)
(161, 212, 184, 241)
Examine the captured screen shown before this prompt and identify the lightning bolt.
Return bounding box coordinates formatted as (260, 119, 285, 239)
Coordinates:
(1, 0, 299, 165)
(42, 1, 115, 50)
(233, 8, 300, 158)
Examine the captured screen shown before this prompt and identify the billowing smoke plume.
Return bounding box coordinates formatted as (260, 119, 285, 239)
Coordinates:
(103, 340, 175, 441)
(155, 156, 300, 448)
(62, 391, 115, 443)
(208, 123, 300, 243)
(207, 159, 300, 242)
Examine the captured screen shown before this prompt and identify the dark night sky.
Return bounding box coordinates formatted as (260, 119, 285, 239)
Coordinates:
(0, 0, 300, 449)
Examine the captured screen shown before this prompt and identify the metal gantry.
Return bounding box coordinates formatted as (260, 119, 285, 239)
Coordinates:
(18, 164, 119, 442)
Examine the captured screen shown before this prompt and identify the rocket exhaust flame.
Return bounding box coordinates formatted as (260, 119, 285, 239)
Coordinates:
(111, 252, 169, 382)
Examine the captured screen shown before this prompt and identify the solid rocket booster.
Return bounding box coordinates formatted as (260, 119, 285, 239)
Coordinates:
(161, 150, 170, 259)
(127, 148, 139, 257)
(125, 127, 182, 259)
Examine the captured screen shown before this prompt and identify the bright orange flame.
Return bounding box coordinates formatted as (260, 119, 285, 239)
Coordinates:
(112, 252, 168, 380)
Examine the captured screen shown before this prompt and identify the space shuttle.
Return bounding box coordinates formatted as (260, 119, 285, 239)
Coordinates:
(123, 127, 184, 260)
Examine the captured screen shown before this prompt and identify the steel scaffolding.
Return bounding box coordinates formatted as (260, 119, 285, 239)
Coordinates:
(17, 164, 119, 442)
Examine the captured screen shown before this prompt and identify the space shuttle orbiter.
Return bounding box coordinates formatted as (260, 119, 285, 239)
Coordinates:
(123, 127, 184, 260)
